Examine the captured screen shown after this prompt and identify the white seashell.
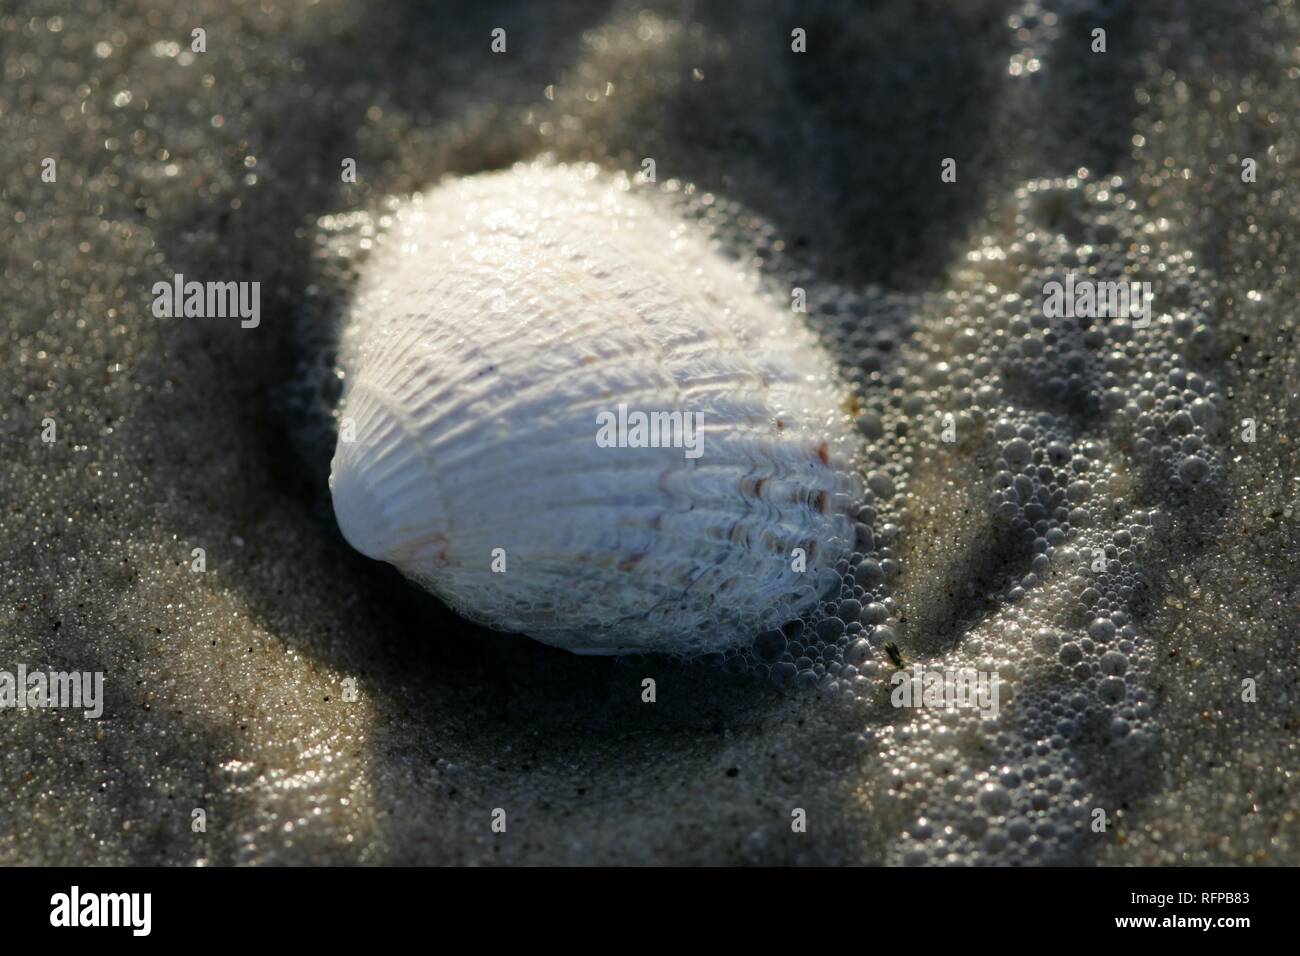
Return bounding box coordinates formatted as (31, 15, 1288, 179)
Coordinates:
(330, 163, 861, 655)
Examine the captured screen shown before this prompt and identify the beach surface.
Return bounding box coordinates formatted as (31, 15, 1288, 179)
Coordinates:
(1, 0, 1297, 864)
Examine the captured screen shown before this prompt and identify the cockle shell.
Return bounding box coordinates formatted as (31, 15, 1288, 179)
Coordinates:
(329, 163, 861, 655)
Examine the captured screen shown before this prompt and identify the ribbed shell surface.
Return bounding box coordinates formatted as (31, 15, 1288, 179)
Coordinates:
(330, 164, 861, 654)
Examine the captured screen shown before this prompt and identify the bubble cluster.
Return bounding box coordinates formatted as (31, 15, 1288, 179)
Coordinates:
(651, 165, 1225, 863)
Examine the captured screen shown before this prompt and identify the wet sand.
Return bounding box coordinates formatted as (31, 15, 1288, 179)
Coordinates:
(1, 0, 1296, 864)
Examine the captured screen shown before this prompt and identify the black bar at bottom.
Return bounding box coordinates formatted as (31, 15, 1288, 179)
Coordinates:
(0, 865, 1282, 941)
